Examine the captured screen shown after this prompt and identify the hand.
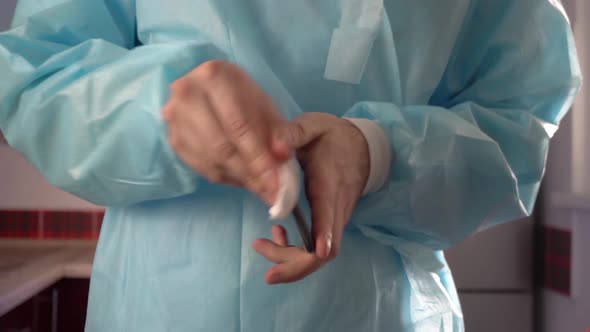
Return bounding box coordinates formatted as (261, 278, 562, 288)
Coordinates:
(162, 60, 290, 202)
(254, 113, 370, 284)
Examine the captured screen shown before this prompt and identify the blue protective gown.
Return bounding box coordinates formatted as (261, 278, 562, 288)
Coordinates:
(0, 0, 581, 331)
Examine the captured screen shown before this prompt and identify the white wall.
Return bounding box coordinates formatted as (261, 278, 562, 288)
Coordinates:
(541, 0, 590, 331)
(0, 146, 98, 209)
(0, 0, 16, 31)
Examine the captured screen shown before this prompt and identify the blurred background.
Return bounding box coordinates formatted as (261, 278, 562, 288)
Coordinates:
(0, 1, 589, 331)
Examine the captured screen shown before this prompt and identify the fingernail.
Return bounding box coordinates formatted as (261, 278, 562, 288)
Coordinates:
(317, 233, 332, 259)
(325, 233, 332, 257)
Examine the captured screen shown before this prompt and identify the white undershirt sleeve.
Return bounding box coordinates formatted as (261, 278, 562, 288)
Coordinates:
(344, 118, 393, 195)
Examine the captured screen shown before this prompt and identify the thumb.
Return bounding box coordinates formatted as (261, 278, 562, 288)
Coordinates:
(276, 113, 326, 150)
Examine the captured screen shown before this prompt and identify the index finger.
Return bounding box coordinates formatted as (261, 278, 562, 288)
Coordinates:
(207, 84, 281, 193)
(265, 253, 323, 284)
(306, 174, 337, 259)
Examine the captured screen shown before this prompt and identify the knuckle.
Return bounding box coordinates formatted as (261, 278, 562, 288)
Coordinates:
(194, 60, 227, 81)
(215, 140, 238, 160)
(169, 79, 190, 98)
(168, 133, 181, 150)
(287, 122, 306, 145)
(229, 117, 251, 140)
(249, 151, 273, 174)
(161, 102, 173, 119)
(294, 122, 306, 141)
(244, 174, 261, 191)
(206, 170, 225, 184)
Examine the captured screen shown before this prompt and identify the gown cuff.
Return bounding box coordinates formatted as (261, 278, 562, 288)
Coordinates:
(343, 118, 393, 195)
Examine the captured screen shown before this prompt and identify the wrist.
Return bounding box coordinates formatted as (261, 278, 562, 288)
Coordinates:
(343, 119, 371, 194)
(343, 118, 392, 195)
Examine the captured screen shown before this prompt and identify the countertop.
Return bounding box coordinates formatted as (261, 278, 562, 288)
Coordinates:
(0, 239, 96, 316)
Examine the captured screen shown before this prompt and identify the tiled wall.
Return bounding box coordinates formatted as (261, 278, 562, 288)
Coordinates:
(0, 210, 104, 239)
(542, 225, 572, 296)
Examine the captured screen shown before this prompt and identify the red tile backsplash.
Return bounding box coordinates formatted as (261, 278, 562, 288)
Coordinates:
(95, 211, 105, 223)
(42, 211, 94, 239)
(0, 211, 40, 238)
(543, 226, 572, 296)
(0, 210, 104, 239)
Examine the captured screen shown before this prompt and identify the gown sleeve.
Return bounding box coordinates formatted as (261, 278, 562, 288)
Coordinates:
(0, 0, 231, 206)
(343, 0, 582, 250)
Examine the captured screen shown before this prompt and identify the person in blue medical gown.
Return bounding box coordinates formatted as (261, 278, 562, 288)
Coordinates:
(0, 0, 581, 331)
